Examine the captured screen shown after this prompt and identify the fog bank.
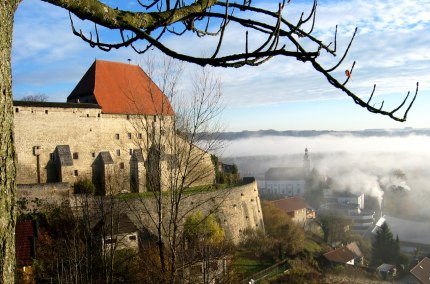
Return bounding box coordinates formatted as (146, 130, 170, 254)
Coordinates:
(221, 134, 430, 157)
(221, 134, 430, 219)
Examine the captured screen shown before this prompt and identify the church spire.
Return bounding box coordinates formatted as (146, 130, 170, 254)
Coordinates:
(303, 148, 311, 176)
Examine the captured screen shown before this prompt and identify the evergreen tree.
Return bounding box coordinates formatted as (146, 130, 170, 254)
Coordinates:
(371, 222, 399, 266)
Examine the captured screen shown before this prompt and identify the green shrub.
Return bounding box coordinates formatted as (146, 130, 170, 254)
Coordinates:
(73, 179, 96, 194)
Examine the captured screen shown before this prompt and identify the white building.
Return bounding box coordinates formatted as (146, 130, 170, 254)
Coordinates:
(320, 191, 374, 234)
(264, 148, 310, 197)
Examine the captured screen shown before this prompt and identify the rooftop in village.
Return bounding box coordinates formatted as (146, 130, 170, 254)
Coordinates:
(272, 196, 311, 212)
(410, 257, 430, 284)
(323, 242, 363, 264)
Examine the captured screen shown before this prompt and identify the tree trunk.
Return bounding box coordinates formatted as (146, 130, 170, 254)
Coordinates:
(0, 2, 20, 283)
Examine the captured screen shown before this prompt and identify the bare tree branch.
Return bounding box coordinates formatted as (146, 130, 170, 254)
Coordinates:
(42, 0, 419, 122)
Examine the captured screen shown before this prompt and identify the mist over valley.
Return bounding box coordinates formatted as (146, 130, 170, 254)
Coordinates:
(220, 129, 430, 222)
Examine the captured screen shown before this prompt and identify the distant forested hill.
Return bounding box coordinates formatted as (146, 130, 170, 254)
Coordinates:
(209, 128, 430, 140)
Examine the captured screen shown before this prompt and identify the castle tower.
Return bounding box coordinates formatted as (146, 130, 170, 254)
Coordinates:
(303, 148, 311, 176)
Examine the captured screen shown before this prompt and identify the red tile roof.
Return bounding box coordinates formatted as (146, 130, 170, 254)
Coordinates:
(272, 197, 310, 213)
(323, 243, 362, 264)
(68, 60, 175, 115)
(15, 220, 36, 266)
(410, 257, 430, 284)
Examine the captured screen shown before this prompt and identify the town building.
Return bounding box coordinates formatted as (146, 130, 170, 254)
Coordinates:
(376, 263, 397, 280)
(271, 196, 315, 225)
(319, 191, 374, 234)
(322, 242, 363, 266)
(94, 213, 141, 253)
(264, 148, 311, 197)
(410, 257, 430, 284)
(323, 191, 365, 210)
(395, 257, 430, 284)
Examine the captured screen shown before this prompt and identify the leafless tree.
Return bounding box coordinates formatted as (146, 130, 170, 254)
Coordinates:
(32, 174, 140, 283)
(118, 55, 237, 283)
(42, 0, 418, 122)
(20, 94, 49, 102)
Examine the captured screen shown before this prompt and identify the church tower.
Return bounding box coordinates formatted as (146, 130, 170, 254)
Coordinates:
(303, 148, 311, 176)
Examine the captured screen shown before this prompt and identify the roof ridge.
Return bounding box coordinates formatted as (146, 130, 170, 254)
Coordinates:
(95, 59, 139, 67)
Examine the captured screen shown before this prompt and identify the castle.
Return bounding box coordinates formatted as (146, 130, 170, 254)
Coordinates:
(14, 60, 264, 244)
(14, 60, 214, 194)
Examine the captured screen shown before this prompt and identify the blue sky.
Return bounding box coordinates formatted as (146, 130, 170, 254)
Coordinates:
(12, 0, 430, 131)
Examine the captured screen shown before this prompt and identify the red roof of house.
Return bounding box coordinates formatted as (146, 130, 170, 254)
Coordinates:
(323, 243, 362, 264)
(272, 197, 310, 213)
(15, 220, 36, 266)
(68, 60, 175, 115)
(410, 257, 430, 284)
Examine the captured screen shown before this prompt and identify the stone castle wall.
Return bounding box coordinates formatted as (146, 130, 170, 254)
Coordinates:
(17, 180, 264, 244)
(181, 180, 264, 243)
(17, 183, 71, 212)
(101, 179, 264, 244)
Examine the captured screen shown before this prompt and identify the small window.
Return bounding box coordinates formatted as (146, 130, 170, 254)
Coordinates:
(97, 113, 101, 118)
(33, 146, 40, 156)
(128, 133, 132, 139)
(120, 162, 125, 169)
(86, 114, 89, 118)
(45, 110, 48, 114)
(74, 170, 79, 176)
(138, 133, 142, 139)
(129, 149, 133, 155)
(115, 134, 120, 140)
(126, 114, 130, 120)
(129, 235, 136, 241)
(15, 108, 19, 113)
(91, 152, 96, 158)
(116, 149, 121, 156)
(73, 152, 79, 159)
